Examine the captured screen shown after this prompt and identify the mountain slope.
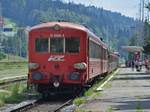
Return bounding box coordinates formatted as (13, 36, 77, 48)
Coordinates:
(0, 0, 136, 52)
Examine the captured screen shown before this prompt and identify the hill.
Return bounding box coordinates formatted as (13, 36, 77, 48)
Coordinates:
(0, 0, 137, 54)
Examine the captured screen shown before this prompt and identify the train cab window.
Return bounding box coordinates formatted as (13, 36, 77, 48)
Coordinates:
(35, 38, 48, 52)
(65, 38, 80, 53)
(50, 38, 64, 53)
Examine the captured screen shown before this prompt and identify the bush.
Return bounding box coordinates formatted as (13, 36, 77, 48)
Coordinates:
(0, 52, 6, 60)
(5, 83, 26, 103)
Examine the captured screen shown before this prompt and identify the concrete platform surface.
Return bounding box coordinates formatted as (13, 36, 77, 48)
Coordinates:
(79, 68, 150, 112)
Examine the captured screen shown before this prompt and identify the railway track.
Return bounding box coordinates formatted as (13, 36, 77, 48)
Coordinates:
(0, 61, 27, 89)
(0, 70, 118, 112)
(0, 76, 27, 89)
(54, 99, 73, 112)
(0, 61, 27, 64)
(2, 98, 73, 112)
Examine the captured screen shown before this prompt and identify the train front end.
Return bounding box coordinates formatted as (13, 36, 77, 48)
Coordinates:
(27, 22, 88, 94)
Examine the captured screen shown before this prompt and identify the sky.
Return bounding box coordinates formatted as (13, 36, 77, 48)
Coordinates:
(63, 0, 140, 18)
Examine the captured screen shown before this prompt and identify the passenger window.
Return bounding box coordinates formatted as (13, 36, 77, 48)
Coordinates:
(50, 38, 64, 53)
(89, 40, 101, 58)
(65, 38, 80, 53)
(35, 38, 48, 52)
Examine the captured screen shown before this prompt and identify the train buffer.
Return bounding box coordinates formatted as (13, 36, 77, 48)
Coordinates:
(77, 67, 150, 111)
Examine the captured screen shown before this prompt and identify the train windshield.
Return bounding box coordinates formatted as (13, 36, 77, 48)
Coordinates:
(50, 38, 64, 53)
(35, 37, 80, 54)
(35, 38, 48, 52)
(65, 38, 80, 53)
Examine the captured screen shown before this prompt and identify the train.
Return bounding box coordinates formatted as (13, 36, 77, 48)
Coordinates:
(27, 22, 119, 96)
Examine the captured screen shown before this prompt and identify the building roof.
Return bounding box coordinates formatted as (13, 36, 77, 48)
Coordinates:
(122, 46, 144, 52)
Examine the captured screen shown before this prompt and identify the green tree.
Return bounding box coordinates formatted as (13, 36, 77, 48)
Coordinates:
(143, 3, 150, 54)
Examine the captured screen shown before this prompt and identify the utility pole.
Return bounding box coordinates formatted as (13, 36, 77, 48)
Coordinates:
(19, 29, 22, 57)
(17, 27, 28, 58)
(142, 0, 145, 22)
(146, 0, 150, 21)
(0, 2, 3, 42)
(136, 0, 145, 46)
(17, 27, 24, 58)
(139, 0, 141, 20)
(0, 2, 4, 55)
(139, 0, 145, 21)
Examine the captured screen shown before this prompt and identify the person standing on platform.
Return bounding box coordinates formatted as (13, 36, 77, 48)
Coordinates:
(131, 60, 135, 71)
(144, 58, 149, 72)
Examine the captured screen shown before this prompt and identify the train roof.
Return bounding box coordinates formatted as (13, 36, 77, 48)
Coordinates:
(30, 22, 85, 32)
(109, 51, 120, 57)
(30, 22, 107, 48)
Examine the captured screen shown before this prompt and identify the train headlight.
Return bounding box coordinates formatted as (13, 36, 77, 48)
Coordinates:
(69, 72, 80, 80)
(74, 62, 87, 70)
(28, 63, 39, 70)
(32, 72, 43, 81)
(53, 81, 60, 88)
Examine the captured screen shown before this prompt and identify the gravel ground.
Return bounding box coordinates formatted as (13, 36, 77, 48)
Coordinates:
(25, 95, 72, 112)
(78, 67, 150, 112)
(26, 101, 64, 112)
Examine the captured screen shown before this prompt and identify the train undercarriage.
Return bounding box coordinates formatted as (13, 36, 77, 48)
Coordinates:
(30, 83, 83, 98)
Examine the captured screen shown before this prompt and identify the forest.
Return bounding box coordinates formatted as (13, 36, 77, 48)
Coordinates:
(0, 0, 137, 57)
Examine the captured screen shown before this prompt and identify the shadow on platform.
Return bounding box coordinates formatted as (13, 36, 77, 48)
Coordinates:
(114, 76, 150, 81)
(100, 96, 150, 111)
(114, 96, 150, 111)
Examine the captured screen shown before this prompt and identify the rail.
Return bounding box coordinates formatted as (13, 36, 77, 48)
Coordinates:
(0, 61, 27, 64)
(2, 99, 73, 112)
(54, 99, 73, 112)
(3, 99, 39, 112)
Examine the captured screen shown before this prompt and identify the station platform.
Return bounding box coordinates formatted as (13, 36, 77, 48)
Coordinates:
(79, 67, 150, 112)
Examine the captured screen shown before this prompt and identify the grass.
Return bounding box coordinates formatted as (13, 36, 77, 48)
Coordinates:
(135, 97, 143, 112)
(0, 52, 6, 60)
(73, 98, 87, 106)
(75, 109, 92, 112)
(0, 82, 28, 106)
(106, 106, 113, 112)
(136, 102, 143, 112)
(0, 90, 11, 106)
(0, 62, 27, 79)
(0, 54, 27, 79)
(5, 83, 25, 103)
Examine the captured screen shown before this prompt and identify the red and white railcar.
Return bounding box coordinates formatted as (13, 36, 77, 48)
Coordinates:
(108, 52, 119, 72)
(27, 22, 108, 94)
